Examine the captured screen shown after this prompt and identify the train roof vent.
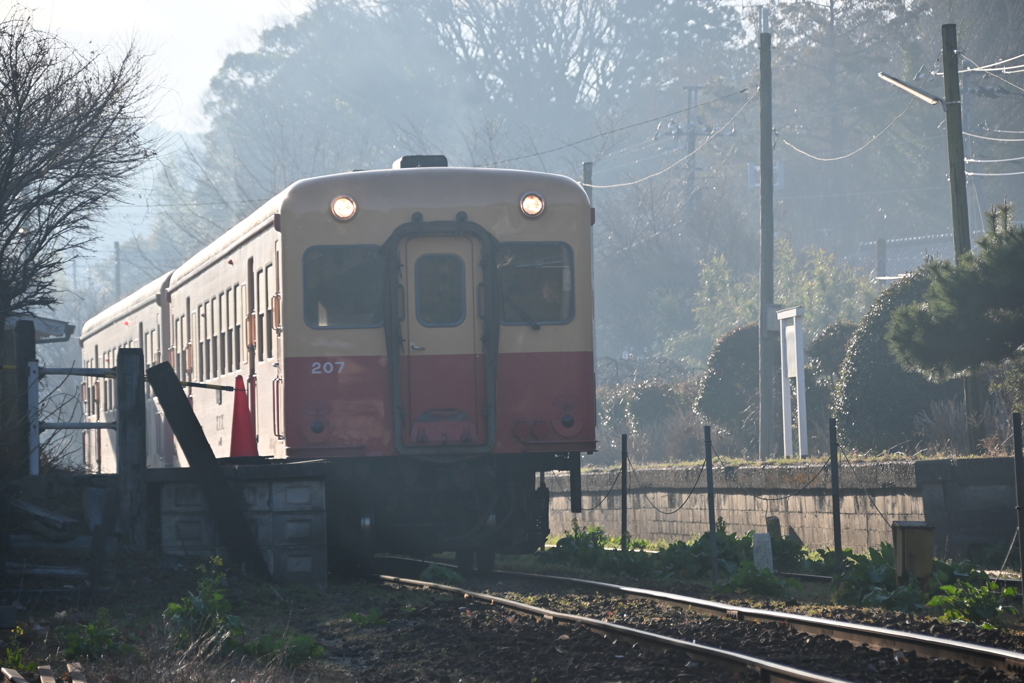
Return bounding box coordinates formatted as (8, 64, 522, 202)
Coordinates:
(392, 155, 448, 169)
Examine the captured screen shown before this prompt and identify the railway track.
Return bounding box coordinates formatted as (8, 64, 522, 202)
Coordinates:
(378, 573, 853, 683)
(376, 556, 1024, 679)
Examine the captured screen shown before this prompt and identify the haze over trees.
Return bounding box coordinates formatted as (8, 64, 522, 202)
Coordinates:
(48, 0, 1024, 458)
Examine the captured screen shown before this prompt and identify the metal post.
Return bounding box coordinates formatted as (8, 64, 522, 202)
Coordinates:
(875, 238, 887, 278)
(582, 161, 593, 206)
(114, 241, 121, 301)
(1013, 412, 1024, 613)
(116, 348, 147, 549)
(758, 7, 776, 462)
(705, 425, 718, 584)
(942, 24, 970, 261)
(830, 418, 843, 576)
(27, 361, 39, 475)
(621, 434, 628, 551)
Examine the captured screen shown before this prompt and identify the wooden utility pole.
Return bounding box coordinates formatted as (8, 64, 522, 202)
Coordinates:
(758, 7, 776, 462)
(942, 23, 982, 452)
(116, 348, 147, 549)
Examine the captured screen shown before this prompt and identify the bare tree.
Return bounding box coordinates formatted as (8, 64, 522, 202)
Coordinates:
(0, 13, 153, 322)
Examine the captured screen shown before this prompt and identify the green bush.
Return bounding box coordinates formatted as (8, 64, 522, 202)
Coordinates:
(694, 324, 779, 455)
(164, 557, 243, 649)
(718, 560, 798, 597)
(58, 608, 131, 661)
(927, 581, 1019, 627)
(833, 271, 960, 452)
(541, 519, 612, 568)
(419, 563, 465, 586)
(804, 321, 857, 438)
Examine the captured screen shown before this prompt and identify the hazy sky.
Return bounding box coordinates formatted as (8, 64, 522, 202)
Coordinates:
(22, 0, 306, 133)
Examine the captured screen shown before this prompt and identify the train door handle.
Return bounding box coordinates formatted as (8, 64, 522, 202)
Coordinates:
(410, 344, 425, 351)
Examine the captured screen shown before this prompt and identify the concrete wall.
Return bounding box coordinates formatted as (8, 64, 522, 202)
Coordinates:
(545, 457, 1017, 557)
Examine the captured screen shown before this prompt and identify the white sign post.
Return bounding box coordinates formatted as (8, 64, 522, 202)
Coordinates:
(777, 307, 808, 458)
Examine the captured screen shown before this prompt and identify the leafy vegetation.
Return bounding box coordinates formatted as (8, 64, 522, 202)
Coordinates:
(164, 557, 244, 649)
(834, 270, 961, 453)
(243, 633, 325, 666)
(927, 582, 1019, 628)
(59, 609, 132, 660)
(419, 563, 466, 587)
(347, 609, 388, 629)
(2, 627, 37, 672)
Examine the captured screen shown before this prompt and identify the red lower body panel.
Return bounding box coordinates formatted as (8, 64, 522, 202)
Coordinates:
(284, 351, 595, 456)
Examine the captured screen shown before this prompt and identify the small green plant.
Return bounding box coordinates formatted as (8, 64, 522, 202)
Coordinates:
(59, 609, 130, 661)
(419, 563, 465, 586)
(541, 519, 611, 567)
(927, 582, 1019, 628)
(164, 556, 243, 648)
(718, 560, 798, 597)
(2, 627, 37, 672)
(243, 632, 325, 667)
(347, 608, 387, 629)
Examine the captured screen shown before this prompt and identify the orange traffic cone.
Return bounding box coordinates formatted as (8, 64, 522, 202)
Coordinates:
(229, 375, 259, 458)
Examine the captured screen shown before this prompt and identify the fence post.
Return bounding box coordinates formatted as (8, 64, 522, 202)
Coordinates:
(116, 348, 147, 549)
(621, 434, 628, 551)
(830, 418, 843, 576)
(27, 361, 39, 475)
(705, 425, 718, 584)
(1013, 412, 1023, 614)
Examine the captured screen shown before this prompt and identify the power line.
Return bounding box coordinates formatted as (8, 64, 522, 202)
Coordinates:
(779, 100, 914, 162)
(964, 132, 1024, 143)
(966, 169, 1024, 177)
(588, 90, 757, 189)
(960, 51, 1024, 73)
(966, 155, 1024, 163)
(478, 88, 750, 168)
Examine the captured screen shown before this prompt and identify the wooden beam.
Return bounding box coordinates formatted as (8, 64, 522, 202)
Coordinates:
(1, 667, 30, 683)
(116, 348, 147, 548)
(146, 362, 269, 578)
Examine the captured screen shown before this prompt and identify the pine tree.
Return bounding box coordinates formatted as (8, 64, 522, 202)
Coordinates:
(887, 201, 1024, 379)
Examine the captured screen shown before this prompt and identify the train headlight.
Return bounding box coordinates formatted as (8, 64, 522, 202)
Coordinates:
(520, 192, 545, 218)
(330, 195, 358, 221)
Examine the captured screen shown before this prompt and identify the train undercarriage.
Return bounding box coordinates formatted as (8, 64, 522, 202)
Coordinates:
(325, 452, 577, 572)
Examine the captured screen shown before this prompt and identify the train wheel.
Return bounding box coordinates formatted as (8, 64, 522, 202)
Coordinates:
(455, 549, 474, 575)
(475, 549, 495, 575)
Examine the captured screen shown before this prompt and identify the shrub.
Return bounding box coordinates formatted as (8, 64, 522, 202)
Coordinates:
(598, 378, 705, 463)
(694, 324, 780, 456)
(719, 560, 798, 597)
(419, 563, 465, 586)
(833, 270, 960, 453)
(164, 557, 243, 649)
(804, 321, 857, 449)
(59, 609, 131, 660)
(927, 582, 1019, 627)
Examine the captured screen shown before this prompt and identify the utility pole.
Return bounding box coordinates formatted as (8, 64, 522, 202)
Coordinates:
(942, 23, 982, 452)
(758, 7, 776, 462)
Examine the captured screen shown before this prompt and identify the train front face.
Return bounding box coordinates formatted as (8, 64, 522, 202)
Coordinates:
(280, 164, 596, 559)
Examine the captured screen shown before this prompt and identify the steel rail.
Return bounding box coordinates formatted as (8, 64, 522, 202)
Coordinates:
(378, 574, 853, 683)
(491, 569, 1024, 674)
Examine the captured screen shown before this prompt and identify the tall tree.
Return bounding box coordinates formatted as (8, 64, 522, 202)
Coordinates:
(887, 201, 1024, 378)
(0, 14, 152, 322)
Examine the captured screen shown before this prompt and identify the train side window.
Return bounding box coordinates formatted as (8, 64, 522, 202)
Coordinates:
(415, 254, 465, 327)
(303, 245, 384, 328)
(498, 242, 574, 325)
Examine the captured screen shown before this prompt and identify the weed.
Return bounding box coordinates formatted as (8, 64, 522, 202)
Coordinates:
(58, 609, 131, 661)
(243, 632, 325, 667)
(718, 560, 798, 598)
(2, 627, 37, 672)
(927, 582, 1019, 627)
(541, 519, 611, 567)
(419, 563, 465, 586)
(164, 557, 243, 649)
(347, 608, 387, 629)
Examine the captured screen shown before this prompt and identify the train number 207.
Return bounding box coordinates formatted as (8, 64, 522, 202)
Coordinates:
(311, 361, 345, 374)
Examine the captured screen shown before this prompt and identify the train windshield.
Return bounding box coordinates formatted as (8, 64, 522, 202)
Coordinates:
(497, 242, 574, 325)
(303, 245, 384, 328)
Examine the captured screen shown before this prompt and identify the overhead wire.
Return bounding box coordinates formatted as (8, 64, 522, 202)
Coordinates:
(588, 90, 757, 189)
(779, 100, 914, 162)
(966, 169, 1024, 177)
(966, 154, 1024, 163)
(961, 52, 1024, 96)
(627, 456, 706, 515)
(477, 88, 750, 168)
(964, 132, 1024, 143)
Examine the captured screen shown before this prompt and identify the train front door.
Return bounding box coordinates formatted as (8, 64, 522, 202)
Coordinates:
(398, 234, 486, 448)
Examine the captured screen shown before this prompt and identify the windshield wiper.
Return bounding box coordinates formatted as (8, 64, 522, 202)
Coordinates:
(502, 295, 541, 330)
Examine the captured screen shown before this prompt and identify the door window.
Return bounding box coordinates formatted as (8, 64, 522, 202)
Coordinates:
(415, 254, 465, 327)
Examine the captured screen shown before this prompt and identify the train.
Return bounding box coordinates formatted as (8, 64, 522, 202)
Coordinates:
(79, 155, 596, 569)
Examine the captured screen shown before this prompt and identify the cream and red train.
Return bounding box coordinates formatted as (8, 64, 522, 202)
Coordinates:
(80, 156, 596, 565)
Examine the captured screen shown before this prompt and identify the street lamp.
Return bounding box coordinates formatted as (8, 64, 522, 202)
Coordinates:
(879, 24, 979, 452)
